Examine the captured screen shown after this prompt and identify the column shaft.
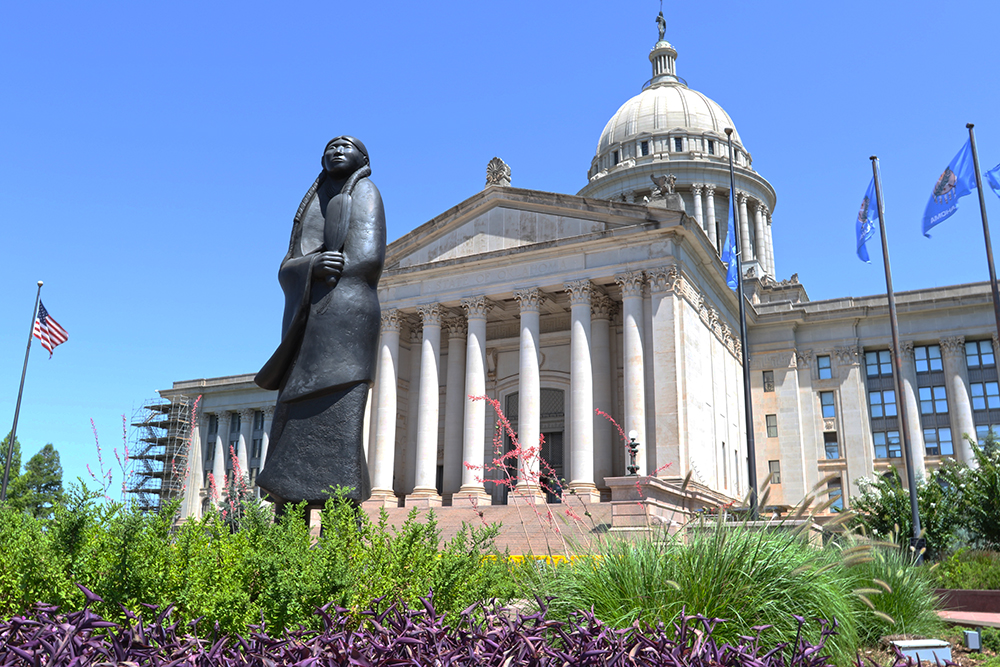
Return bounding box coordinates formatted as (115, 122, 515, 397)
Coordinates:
(738, 192, 753, 261)
(754, 203, 766, 271)
(941, 336, 976, 463)
(460, 297, 492, 501)
(514, 288, 545, 502)
(591, 293, 614, 492)
(212, 413, 227, 503)
(566, 280, 598, 501)
(409, 304, 443, 505)
(615, 272, 647, 475)
(370, 309, 401, 504)
(705, 186, 718, 249)
(237, 409, 252, 480)
(899, 343, 927, 480)
(442, 319, 468, 499)
(691, 184, 704, 230)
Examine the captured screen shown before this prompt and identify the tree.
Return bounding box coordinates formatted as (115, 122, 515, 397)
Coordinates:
(964, 433, 1000, 549)
(0, 432, 23, 499)
(21, 443, 64, 518)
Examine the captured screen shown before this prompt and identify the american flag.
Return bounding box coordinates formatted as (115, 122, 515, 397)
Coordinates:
(33, 302, 69, 357)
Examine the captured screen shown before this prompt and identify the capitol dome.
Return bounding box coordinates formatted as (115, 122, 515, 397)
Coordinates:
(577, 16, 777, 279)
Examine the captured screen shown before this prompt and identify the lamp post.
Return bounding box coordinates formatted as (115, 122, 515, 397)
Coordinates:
(626, 429, 640, 477)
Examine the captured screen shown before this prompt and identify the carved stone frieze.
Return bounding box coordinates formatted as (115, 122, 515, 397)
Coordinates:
(795, 349, 815, 366)
(749, 351, 797, 371)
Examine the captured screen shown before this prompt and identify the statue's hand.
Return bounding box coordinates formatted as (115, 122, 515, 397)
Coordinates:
(313, 250, 345, 286)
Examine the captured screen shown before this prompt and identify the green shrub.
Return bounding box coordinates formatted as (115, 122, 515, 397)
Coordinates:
(982, 626, 1000, 653)
(846, 544, 944, 645)
(935, 548, 1000, 590)
(523, 520, 862, 666)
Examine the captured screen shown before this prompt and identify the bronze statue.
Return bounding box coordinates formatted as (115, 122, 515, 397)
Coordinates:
(255, 136, 385, 507)
(656, 11, 666, 42)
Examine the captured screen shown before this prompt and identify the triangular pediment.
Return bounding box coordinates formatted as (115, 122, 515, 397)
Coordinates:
(386, 186, 680, 270)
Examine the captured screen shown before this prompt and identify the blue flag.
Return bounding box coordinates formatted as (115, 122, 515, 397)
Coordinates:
(721, 207, 738, 290)
(922, 139, 977, 237)
(857, 177, 878, 263)
(987, 163, 1000, 201)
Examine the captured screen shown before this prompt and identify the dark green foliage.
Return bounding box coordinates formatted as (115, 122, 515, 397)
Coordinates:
(0, 485, 513, 636)
(934, 548, 1000, 589)
(965, 437, 1000, 550)
(0, 433, 23, 497)
(19, 443, 64, 518)
(981, 626, 1000, 653)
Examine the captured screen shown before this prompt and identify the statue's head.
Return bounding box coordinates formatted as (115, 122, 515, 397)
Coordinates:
(323, 136, 369, 177)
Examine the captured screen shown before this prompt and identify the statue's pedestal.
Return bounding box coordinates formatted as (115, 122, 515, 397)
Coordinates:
(647, 193, 686, 212)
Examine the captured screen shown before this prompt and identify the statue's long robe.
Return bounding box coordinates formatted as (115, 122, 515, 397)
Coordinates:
(255, 176, 385, 505)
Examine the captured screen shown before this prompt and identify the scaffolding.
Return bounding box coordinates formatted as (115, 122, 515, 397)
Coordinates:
(126, 396, 192, 512)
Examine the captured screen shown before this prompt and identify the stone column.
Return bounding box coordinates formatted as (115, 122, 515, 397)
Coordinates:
(370, 309, 401, 506)
(766, 215, 776, 276)
(591, 293, 615, 493)
(260, 406, 273, 470)
(754, 203, 766, 271)
(237, 409, 253, 480)
(614, 271, 647, 475)
(941, 336, 976, 463)
(403, 324, 422, 494)
(459, 296, 493, 502)
(899, 342, 927, 480)
(691, 183, 704, 230)
(212, 412, 228, 502)
(738, 191, 753, 261)
(442, 317, 468, 501)
(513, 287, 546, 503)
(408, 304, 443, 506)
(705, 185, 718, 250)
(182, 417, 203, 518)
(565, 279, 598, 501)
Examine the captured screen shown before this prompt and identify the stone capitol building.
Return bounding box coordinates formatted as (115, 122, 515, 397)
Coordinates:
(149, 18, 999, 525)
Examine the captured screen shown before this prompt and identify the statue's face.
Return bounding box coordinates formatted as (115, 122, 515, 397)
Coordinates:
(323, 139, 365, 177)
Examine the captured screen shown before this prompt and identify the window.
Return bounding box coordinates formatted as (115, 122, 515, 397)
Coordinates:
(251, 437, 263, 459)
(915, 345, 943, 373)
(674, 137, 683, 152)
(824, 432, 840, 459)
(924, 427, 954, 456)
(208, 414, 218, 436)
(868, 389, 897, 418)
(768, 460, 781, 484)
(828, 479, 844, 512)
(976, 424, 1000, 442)
(721, 442, 728, 489)
(971, 382, 1000, 411)
(919, 386, 948, 414)
(640, 140, 649, 156)
(612, 150, 619, 165)
(818, 355, 832, 379)
(763, 370, 775, 392)
(967, 340, 996, 369)
(865, 350, 892, 377)
(203, 469, 212, 486)
(229, 412, 240, 434)
(766, 414, 778, 438)
(253, 410, 265, 431)
(873, 430, 902, 458)
(820, 391, 836, 418)
(707, 139, 715, 155)
(249, 467, 258, 486)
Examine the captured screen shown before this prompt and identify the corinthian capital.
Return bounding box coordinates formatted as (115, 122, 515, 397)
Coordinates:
(460, 295, 494, 319)
(564, 279, 594, 305)
(513, 287, 546, 313)
(416, 303, 443, 326)
(940, 335, 966, 358)
(380, 308, 402, 333)
(614, 271, 645, 298)
(647, 265, 681, 294)
(591, 292, 615, 320)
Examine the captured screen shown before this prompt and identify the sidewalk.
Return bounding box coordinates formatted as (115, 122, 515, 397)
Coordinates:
(939, 610, 1000, 629)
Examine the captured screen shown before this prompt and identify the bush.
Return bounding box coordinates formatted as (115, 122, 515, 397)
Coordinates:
(0, 485, 515, 635)
(522, 520, 863, 666)
(934, 548, 1000, 590)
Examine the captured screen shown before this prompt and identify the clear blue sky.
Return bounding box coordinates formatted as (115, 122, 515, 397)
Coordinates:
(2, 1, 999, 491)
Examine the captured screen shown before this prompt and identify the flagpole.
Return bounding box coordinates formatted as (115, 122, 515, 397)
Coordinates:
(966, 124, 1000, 342)
(2, 281, 43, 502)
(726, 128, 759, 520)
(869, 157, 923, 563)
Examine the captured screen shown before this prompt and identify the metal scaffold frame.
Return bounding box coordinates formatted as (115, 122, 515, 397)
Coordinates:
(126, 396, 192, 512)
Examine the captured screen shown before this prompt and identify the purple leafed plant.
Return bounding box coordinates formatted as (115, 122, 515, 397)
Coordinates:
(0, 584, 913, 667)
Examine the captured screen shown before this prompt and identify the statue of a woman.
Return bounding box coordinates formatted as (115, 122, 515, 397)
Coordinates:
(656, 11, 666, 42)
(255, 136, 385, 507)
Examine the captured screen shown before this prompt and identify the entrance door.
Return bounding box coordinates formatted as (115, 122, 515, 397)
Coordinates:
(490, 389, 565, 504)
